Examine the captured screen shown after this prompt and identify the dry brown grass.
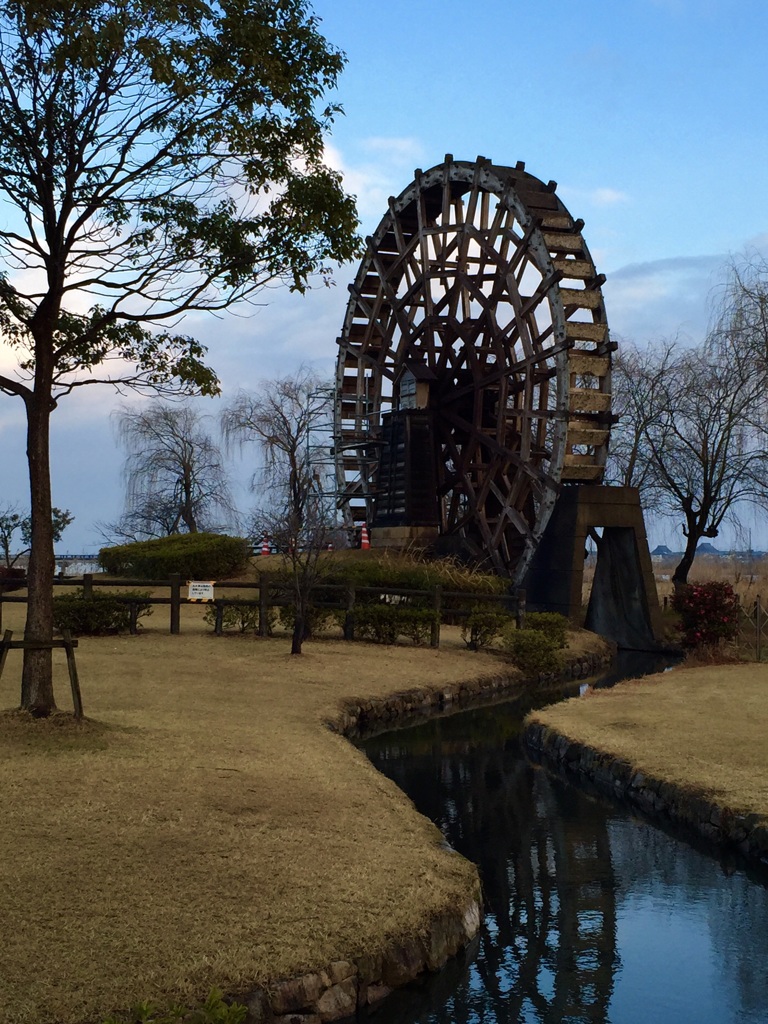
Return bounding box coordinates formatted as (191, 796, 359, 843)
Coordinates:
(580, 552, 768, 609)
(528, 663, 768, 815)
(653, 553, 768, 606)
(1, 599, 592, 1024)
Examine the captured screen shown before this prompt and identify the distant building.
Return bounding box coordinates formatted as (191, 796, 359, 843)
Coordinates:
(651, 545, 673, 557)
(696, 542, 721, 555)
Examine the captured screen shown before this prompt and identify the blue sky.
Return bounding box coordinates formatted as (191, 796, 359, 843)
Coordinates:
(1, 0, 767, 553)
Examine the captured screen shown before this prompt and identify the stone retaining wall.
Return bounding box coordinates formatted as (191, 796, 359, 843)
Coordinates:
(245, 898, 481, 1023)
(523, 722, 768, 871)
(243, 644, 614, 1023)
(330, 648, 614, 740)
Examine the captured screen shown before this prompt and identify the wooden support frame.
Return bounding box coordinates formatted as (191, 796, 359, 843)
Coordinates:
(523, 485, 663, 649)
(0, 629, 84, 719)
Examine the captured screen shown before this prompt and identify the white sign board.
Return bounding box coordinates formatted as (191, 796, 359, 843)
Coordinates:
(188, 581, 215, 602)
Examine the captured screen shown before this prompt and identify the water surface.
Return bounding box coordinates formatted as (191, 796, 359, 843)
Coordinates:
(360, 680, 768, 1024)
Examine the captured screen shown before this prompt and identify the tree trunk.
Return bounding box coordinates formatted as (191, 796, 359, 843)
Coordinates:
(291, 612, 304, 655)
(672, 531, 699, 591)
(21, 390, 56, 715)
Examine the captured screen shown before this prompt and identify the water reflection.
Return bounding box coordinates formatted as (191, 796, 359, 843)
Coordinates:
(361, 700, 768, 1024)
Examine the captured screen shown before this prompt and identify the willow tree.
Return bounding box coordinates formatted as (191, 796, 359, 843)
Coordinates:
(0, 0, 359, 715)
(107, 403, 236, 541)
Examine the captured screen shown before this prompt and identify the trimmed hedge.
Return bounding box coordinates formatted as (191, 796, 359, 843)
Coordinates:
(461, 606, 514, 650)
(524, 612, 569, 649)
(277, 603, 337, 638)
(503, 627, 562, 675)
(353, 602, 437, 645)
(322, 554, 506, 596)
(99, 533, 250, 580)
(53, 589, 152, 636)
(204, 602, 260, 634)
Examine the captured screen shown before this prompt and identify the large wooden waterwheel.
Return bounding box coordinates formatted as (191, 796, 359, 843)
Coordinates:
(334, 156, 613, 580)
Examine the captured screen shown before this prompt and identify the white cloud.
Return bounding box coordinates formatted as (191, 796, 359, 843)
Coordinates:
(359, 136, 424, 161)
(590, 187, 631, 207)
(324, 137, 427, 229)
(560, 184, 631, 209)
(604, 253, 726, 343)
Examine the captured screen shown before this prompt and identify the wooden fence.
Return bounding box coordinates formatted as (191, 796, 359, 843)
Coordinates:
(0, 573, 527, 649)
(737, 596, 768, 661)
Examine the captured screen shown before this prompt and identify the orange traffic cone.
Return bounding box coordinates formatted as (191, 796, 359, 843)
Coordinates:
(360, 524, 370, 550)
(261, 536, 270, 556)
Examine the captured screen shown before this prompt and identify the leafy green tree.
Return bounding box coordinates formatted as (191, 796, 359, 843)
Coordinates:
(0, 506, 73, 568)
(0, 0, 359, 714)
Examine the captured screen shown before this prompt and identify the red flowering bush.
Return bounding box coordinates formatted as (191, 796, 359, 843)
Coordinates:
(671, 581, 740, 648)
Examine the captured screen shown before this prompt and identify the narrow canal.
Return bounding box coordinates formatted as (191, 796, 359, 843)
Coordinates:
(360, 658, 768, 1024)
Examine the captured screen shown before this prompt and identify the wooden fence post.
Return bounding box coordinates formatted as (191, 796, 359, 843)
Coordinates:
(83, 573, 93, 599)
(516, 588, 526, 630)
(757, 594, 762, 662)
(129, 603, 139, 636)
(215, 601, 224, 637)
(259, 573, 271, 637)
(0, 628, 11, 678)
(344, 584, 356, 641)
(170, 574, 181, 635)
(430, 585, 442, 648)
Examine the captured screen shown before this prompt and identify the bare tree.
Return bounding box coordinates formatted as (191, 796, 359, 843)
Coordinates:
(608, 337, 768, 587)
(250, 484, 337, 654)
(606, 338, 677, 504)
(0, 1, 359, 714)
(222, 368, 337, 653)
(106, 403, 236, 542)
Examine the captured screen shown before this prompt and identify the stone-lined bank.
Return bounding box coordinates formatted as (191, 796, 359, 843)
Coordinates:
(330, 646, 615, 740)
(523, 722, 768, 870)
(243, 641, 614, 1024)
(245, 901, 481, 1024)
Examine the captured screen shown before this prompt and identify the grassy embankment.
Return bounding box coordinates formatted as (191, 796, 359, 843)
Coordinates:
(0, 595, 605, 1024)
(528, 663, 768, 818)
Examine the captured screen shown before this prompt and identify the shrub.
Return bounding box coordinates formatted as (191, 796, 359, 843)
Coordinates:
(524, 611, 569, 648)
(276, 603, 337, 638)
(397, 606, 437, 645)
(671, 581, 740, 648)
(354, 602, 400, 644)
(461, 607, 513, 650)
(203, 602, 266, 634)
(0, 566, 25, 592)
(323, 552, 506, 597)
(354, 602, 437, 645)
(53, 590, 152, 636)
(503, 627, 562, 676)
(98, 533, 250, 580)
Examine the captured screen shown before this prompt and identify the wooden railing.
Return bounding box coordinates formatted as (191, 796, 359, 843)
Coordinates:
(0, 573, 528, 648)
